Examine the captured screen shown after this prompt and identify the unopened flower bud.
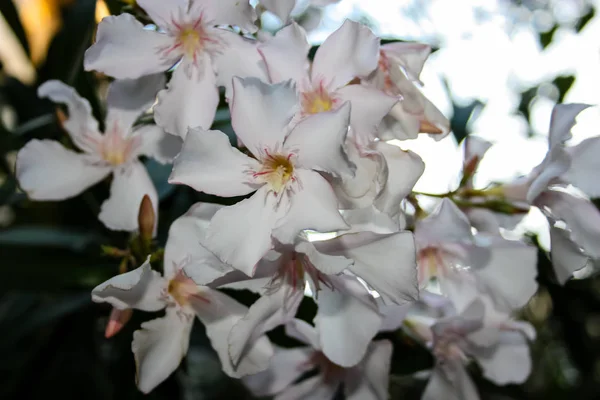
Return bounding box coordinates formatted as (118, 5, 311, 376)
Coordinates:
(137, 195, 155, 243)
(105, 308, 133, 338)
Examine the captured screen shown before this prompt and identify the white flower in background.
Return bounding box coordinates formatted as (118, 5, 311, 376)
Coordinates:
(368, 42, 450, 141)
(498, 104, 600, 283)
(415, 199, 538, 313)
(204, 230, 417, 369)
(404, 293, 534, 400)
(501, 104, 591, 205)
(258, 20, 397, 142)
(16, 77, 180, 232)
(258, 0, 341, 22)
(91, 203, 273, 393)
(169, 77, 354, 276)
(243, 319, 393, 400)
(85, 0, 266, 138)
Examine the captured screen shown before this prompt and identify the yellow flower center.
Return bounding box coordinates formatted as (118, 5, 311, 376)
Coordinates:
(254, 152, 295, 195)
(167, 270, 209, 308)
(103, 149, 127, 166)
(301, 85, 335, 115)
(178, 27, 202, 58)
(100, 126, 137, 166)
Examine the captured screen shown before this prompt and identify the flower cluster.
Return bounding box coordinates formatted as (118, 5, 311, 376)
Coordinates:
(14, 0, 599, 398)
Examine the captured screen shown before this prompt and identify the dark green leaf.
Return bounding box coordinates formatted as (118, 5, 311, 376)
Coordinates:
(575, 6, 595, 33)
(0, 225, 105, 251)
(553, 75, 575, 103)
(539, 24, 558, 49)
(450, 99, 483, 144)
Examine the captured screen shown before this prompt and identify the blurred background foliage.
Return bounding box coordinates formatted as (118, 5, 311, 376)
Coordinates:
(0, 0, 599, 399)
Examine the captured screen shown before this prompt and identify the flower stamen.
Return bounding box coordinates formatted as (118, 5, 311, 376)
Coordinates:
(253, 148, 296, 196)
(300, 81, 337, 115)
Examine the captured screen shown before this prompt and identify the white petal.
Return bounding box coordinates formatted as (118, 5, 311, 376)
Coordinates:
(550, 227, 588, 285)
(16, 140, 110, 200)
(203, 0, 257, 33)
(169, 128, 260, 197)
(132, 124, 182, 164)
(465, 208, 501, 234)
(381, 42, 431, 82)
(205, 186, 280, 276)
(193, 288, 274, 377)
(106, 74, 166, 131)
(344, 340, 393, 400)
(526, 146, 571, 203)
(431, 299, 485, 339)
(416, 198, 473, 246)
(378, 302, 412, 332)
(215, 276, 271, 293)
(380, 73, 450, 141)
(564, 136, 600, 197)
(296, 240, 353, 275)
(536, 190, 600, 259)
(165, 205, 234, 283)
(37, 81, 101, 153)
(185, 201, 224, 223)
(373, 142, 424, 216)
(258, 22, 310, 83)
(214, 31, 269, 100)
(154, 59, 219, 138)
(573, 259, 600, 280)
(334, 143, 384, 209)
(336, 84, 397, 140)
(340, 206, 402, 234)
(473, 331, 532, 385)
(463, 136, 493, 172)
(92, 260, 166, 311)
(285, 102, 354, 178)
(310, 0, 342, 5)
(84, 14, 177, 79)
(242, 346, 313, 397)
(276, 375, 337, 400)
(547, 103, 591, 149)
(132, 308, 192, 393)
(99, 161, 158, 233)
(231, 77, 298, 157)
(212, 253, 279, 292)
(470, 237, 538, 311)
(311, 20, 379, 89)
(313, 231, 418, 305)
(229, 283, 303, 365)
(423, 363, 479, 400)
(314, 275, 382, 367)
(285, 318, 320, 349)
(137, 0, 188, 29)
(260, 0, 296, 21)
(273, 169, 348, 244)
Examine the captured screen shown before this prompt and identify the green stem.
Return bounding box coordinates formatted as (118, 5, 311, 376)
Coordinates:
(412, 190, 454, 198)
